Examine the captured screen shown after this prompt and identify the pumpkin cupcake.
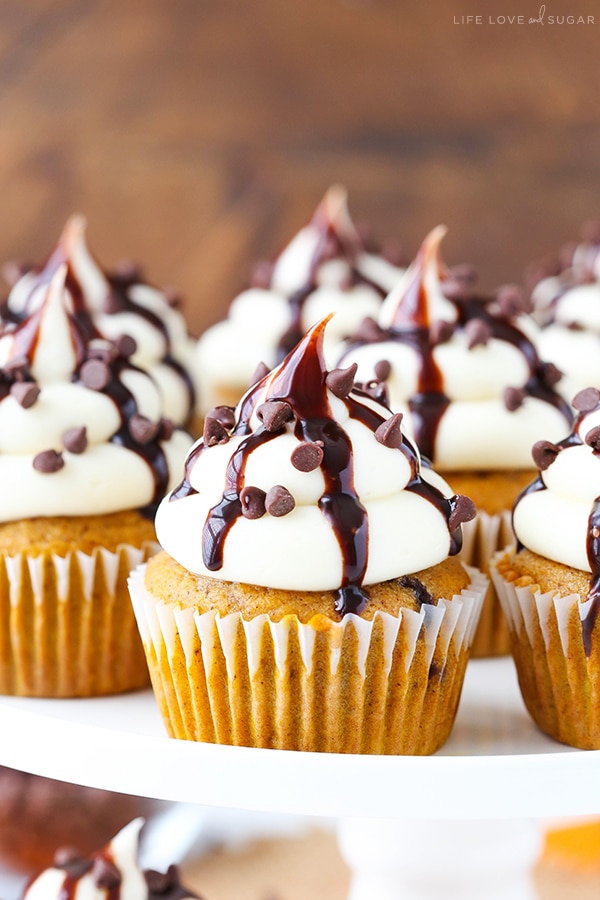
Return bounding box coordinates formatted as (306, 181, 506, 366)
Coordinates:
(491, 386, 600, 749)
(130, 316, 486, 755)
(0, 264, 191, 697)
(336, 226, 573, 656)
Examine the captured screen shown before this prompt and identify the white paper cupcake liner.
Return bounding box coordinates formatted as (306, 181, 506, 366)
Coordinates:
(129, 564, 487, 755)
(491, 548, 600, 749)
(0, 543, 155, 697)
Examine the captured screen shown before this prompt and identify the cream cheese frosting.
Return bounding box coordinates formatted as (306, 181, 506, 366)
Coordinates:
(195, 185, 403, 412)
(156, 316, 476, 613)
(337, 227, 572, 470)
(22, 818, 202, 900)
(2, 216, 198, 427)
(0, 265, 191, 521)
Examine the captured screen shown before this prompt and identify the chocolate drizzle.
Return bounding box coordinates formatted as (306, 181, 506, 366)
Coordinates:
(191, 317, 466, 617)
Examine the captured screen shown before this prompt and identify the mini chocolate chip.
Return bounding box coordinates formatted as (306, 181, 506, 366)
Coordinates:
(92, 856, 121, 890)
(10, 381, 40, 408)
(504, 386, 526, 412)
(448, 494, 477, 530)
(257, 400, 293, 432)
(240, 485, 266, 519)
(265, 485, 295, 517)
(430, 320, 455, 346)
(532, 439, 560, 469)
(572, 387, 600, 412)
(209, 405, 236, 429)
(130, 414, 160, 445)
(33, 449, 64, 473)
(374, 413, 403, 449)
(326, 363, 357, 399)
(145, 867, 180, 895)
(250, 259, 275, 289)
(80, 358, 111, 391)
(585, 426, 600, 452)
(114, 333, 137, 358)
(374, 359, 391, 382)
(249, 361, 270, 386)
(540, 361, 563, 387)
(291, 440, 324, 472)
(464, 319, 492, 349)
(63, 426, 88, 454)
(53, 846, 84, 867)
(87, 344, 118, 363)
(354, 315, 385, 344)
(159, 417, 175, 441)
(104, 289, 126, 314)
(203, 415, 229, 447)
(494, 283, 532, 317)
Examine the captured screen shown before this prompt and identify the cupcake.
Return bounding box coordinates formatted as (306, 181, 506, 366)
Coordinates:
(336, 226, 573, 657)
(491, 386, 600, 749)
(2, 215, 201, 432)
(0, 264, 192, 697)
(22, 818, 204, 900)
(195, 185, 403, 414)
(527, 221, 600, 402)
(130, 315, 486, 755)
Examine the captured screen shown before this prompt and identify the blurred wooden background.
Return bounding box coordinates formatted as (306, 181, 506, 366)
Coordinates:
(0, 0, 598, 336)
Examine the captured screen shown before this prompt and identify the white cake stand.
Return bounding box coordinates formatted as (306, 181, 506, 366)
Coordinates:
(0, 657, 598, 899)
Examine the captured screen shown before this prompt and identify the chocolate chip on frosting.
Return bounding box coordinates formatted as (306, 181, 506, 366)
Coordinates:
(354, 315, 385, 344)
(464, 319, 492, 349)
(540, 361, 563, 387)
(145, 865, 181, 896)
(209, 405, 236, 429)
(249, 361, 270, 387)
(240, 485, 266, 519)
(585, 426, 600, 452)
(532, 439, 560, 470)
(203, 415, 230, 447)
(504, 386, 526, 412)
(33, 449, 64, 473)
(265, 485, 295, 517)
(92, 856, 121, 890)
(129, 414, 160, 445)
(429, 320, 455, 346)
(494, 283, 532, 317)
(374, 413, 403, 448)
(291, 440, 324, 472)
(80, 358, 111, 391)
(572, 387, 600, 413)
(9, 381, 40, 408)
(448, 494, 477, 530)
(326, 363, 357, 399)
(374, 359, 391, 382)
(257, 400, 293, 432)
(114, 333, 137, 358)
(63, 426, 88, 454)
(159, 417, 175, 441)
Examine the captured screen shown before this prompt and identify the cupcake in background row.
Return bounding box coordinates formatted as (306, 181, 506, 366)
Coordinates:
(491, 386, 600, 750)
(22, 818, 204, 900)
(0, 264, 192, 697)
(2, 215, 202, 432)
(527, 220, 600, 403)
(195, 185, 404, 414)
(336, 226, 573, 657)
(130, 315, 486, 756)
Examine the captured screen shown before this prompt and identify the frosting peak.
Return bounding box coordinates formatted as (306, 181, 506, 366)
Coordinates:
(158, 317, 475, 613)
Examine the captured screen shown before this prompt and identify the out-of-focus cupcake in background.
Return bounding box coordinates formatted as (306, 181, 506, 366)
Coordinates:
(491, 386, 600, 749)
(335, 226, 573, 657)
(526, 220, 600, 402)
(2, 216, 202, 433)
(130, 315, 486, 756)
(195, 185, 404, 414)
(0, 264, 192, 697)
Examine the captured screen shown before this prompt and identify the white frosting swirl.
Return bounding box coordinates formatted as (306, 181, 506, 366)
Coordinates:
(0, 266, 191, 521)
(5, 216, 199, 425)
(195, 185, 403, 411)
(513, 390, 600, 572)
(338, 227, 571, 471)
(157, 317, 471, 594)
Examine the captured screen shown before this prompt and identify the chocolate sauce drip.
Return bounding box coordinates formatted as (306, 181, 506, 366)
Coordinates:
(398, 575, 435, 608)
(197, 320, 462, 617)
(584, 496, 600, 656)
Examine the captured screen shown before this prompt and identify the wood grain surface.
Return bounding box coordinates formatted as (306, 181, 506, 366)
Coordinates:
(0, 0, 598, 336)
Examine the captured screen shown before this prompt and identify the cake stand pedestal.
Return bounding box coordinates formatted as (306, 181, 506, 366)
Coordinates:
(0, 657, 597, 899)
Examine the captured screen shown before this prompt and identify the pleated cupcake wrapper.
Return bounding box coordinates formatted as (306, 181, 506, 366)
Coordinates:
(460, 510, 514, 657)
(129, 565, 487, 754)
(0, 543, 156, 697)
(490, 549, 600, 750)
